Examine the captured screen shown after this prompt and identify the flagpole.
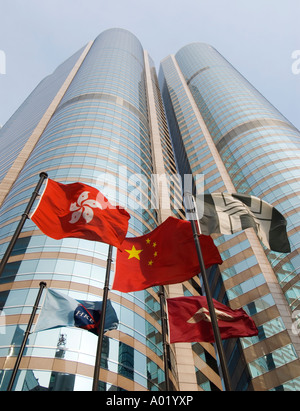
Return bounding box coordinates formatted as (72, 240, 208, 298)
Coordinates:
(92, 244, 113, 391)
(184, 193, 232, 392)
(7, 281, 47, 391)
(0, 172, 48, 278)
(158, 286, 171, 391)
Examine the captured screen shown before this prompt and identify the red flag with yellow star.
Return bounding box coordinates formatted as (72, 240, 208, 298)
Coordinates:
(112, 216, 222, 292)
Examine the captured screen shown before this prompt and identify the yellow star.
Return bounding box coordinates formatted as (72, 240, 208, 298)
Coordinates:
(125, 245, 143, 260)
(152, 242, 157, 248)
(146, 238, 151, 244)
(148, 260, 153, 266)
(154, 251, 158, 257)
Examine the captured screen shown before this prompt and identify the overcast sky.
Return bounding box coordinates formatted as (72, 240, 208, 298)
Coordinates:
(0, 0, 299, 129)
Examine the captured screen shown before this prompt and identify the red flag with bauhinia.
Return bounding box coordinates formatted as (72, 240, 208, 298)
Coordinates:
(167, 295, 258, 343)
(112, 216, 222, 292)
(31, 179, 130, 248)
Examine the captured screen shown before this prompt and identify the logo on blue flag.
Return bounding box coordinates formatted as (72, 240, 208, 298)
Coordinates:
(74, 304, 101, 335)
(34, 289, 119, 335)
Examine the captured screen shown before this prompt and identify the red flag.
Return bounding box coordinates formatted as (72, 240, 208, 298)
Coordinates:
(112, 216, 222, 292)
(167, 295, 258, 343)
(31, 179, 130, 248)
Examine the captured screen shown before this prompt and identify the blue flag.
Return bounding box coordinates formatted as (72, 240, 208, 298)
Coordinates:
(34, 289, 118, 335)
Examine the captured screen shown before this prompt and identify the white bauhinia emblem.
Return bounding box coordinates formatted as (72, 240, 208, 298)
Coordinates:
(69, 191, 102, 224)
(187, 307, 235, 323)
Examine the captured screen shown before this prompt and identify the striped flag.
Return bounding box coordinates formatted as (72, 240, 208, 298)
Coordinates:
(195, 193, 290, 253)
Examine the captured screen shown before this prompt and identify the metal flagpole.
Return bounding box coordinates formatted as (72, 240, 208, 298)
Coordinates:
(184, 193, 232, 392)
(158, 286, 171, 391)
(7, 281, 47, 391)
(92, 244, 113, 391)
(0, 172, 48, 278)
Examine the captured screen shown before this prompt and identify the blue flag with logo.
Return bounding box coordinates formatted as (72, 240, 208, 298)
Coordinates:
(34, 289, 118, 335)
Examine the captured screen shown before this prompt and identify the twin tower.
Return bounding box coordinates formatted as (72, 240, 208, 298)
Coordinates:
(0, 28, 299, 391)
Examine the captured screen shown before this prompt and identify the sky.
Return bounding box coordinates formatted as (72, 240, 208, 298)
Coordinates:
(0, 0, 299, 129)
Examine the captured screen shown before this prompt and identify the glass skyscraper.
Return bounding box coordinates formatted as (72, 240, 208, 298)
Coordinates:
(160, 43, 300, 391)
(0, 29, 299, 391)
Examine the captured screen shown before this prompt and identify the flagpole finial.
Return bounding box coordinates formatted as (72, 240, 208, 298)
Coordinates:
(39, 172, 48, 179)
(39, 281, 47, 288)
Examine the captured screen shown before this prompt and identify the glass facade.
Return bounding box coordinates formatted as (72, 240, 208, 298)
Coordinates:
(160, 43, 300, 390)
(173, 44, 300, 314)
(0, 29, 173, 391)
(0, 46, 87, 184)
(0, 31, 299, 391)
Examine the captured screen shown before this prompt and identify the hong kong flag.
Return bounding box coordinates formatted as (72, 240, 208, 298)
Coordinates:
(167, 295, 258, 343)
(31, 178, 130, 248)
(112, 216, 222, 292)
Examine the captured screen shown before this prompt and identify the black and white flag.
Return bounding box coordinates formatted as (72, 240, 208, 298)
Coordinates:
(194, 193, 290, 253)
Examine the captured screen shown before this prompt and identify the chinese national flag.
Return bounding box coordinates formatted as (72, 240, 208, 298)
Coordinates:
(167, 296, 258, 343)
(31, 179, 130, 248)
(112, 216, 222, 292)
